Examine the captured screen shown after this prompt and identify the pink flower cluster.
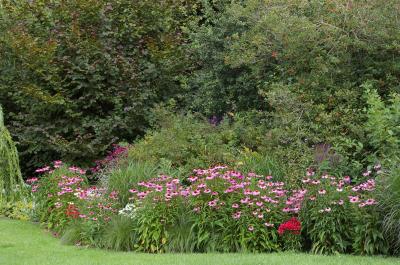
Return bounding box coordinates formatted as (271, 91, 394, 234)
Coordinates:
(128, 166, 307, 228)
(91, 144, 128, 173)
(302, 168, 378, 213)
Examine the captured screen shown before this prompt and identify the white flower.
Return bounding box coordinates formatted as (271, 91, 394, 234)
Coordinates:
(118, 203, 137, 219)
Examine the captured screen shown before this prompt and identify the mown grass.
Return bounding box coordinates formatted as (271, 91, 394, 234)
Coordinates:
(0, 218, 399, 265)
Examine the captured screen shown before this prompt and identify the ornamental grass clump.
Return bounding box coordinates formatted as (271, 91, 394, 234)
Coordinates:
(0, 105, 24, 202)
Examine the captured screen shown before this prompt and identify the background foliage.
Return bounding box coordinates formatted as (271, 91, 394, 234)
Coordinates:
(0, 0, 200, 173)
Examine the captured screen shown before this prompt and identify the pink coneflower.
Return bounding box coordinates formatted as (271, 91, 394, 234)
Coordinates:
(306, 169, 315, 176)
(257, 213, 264, 219)
(188, 176, 198, 182)
(349, 196, 359, 203)
(191, 189, 201, 196)
(365, 198, 376, 205)
(208, 200, 217, 207)
(197, 183, 206, 188)
(264, 222, 274, 227)
(318, 189, 326, 195)
(224, 187, 234, 193)
(240, 197, 250, 204)
(232, 203, 239, 208)
(248, 225, 254, 231)
(325, 207, 331, 212)
(128, 189, 138, 193)
(204, 188, 212, 194)
(363, 170, 371, 177)
(232, 211, 241, 219)
(35, 166, 50, 173)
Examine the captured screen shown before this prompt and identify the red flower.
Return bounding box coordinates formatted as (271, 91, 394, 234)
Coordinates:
(278, 217, 301, 235)
(66, 204, 80, 219)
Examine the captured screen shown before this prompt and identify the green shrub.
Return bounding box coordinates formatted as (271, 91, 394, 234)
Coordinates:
(0, 0, 199, 174)
(128, 110, 240, 176)
(364, 87, 400, 162)
(0, 199, 34, 221)
(127, 108, 314, 182)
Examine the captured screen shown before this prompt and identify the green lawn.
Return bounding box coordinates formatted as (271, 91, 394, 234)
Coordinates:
(0, 218, 399, 265)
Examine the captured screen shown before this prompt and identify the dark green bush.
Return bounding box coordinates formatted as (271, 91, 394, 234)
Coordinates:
(0, 0, 198, 174)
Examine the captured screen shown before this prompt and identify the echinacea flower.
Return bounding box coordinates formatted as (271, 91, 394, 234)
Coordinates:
(365, 198, 376, 205)
(203, 188, 211, 194)
(208, 200, 217, 207)
(232, 211, 241, 219)
(349, 196, 359, 203)
(191, 190, 201, 196)
(343, 176, 351, 183)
